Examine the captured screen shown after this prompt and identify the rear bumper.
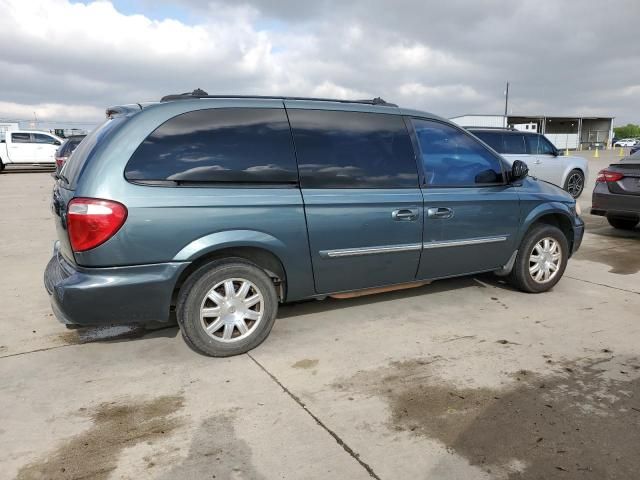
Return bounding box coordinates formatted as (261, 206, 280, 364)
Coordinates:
(591, 183, 640, 219)
(44, 242, 189, 326)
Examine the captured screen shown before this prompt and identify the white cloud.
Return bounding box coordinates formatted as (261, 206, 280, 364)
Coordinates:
(0, 0, 638, 125)
(0, 101, 103, 122)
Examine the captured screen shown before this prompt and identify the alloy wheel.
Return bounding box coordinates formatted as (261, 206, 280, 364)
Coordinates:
(567, 172, 584, 197)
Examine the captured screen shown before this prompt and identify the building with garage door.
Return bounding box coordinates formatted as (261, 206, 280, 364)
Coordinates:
(450, 114, 614, 150)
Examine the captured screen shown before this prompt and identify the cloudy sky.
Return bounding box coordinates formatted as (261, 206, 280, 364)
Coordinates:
(0, 0, 638, 126)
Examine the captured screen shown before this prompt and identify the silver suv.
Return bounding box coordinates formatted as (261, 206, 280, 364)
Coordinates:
(468, 128, 589, 198)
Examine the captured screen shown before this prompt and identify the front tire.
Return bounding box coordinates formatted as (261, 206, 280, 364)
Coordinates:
(508, 224, 569, 293)
(607, 216, 639, 230)
(177, 259, 278, 357)
(564, 169, 584, 198)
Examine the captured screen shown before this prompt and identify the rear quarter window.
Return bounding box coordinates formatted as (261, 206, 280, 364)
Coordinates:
(124, 108, 297, 185)
(472, 131, 504, 153)
(11, 132, 31, 143)
(502, 133, 527, 154)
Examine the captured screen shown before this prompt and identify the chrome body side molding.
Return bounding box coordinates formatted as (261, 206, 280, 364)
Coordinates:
(422, 236, 508, 250)
(320, 243, 422, 258)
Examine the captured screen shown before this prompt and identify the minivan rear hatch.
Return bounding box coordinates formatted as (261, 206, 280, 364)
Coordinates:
(53, 115, 129, 262)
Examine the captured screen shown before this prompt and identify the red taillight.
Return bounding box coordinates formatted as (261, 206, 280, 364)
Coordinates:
(67, 198, 127, 252)
(595, 170, 624, 183)
(55, 156, 66, 168)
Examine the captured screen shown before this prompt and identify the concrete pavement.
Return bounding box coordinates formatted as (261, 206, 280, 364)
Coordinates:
(1, 153, 638, 479)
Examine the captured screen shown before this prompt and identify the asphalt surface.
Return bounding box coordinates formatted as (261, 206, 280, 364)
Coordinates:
(1, 149, 638, 480)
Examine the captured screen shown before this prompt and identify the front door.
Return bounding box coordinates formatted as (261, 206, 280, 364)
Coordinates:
(286, 106, 423, 294)
(410, 118, 520, 279)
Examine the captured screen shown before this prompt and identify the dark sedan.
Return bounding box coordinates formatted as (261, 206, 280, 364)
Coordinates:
(591, 151, 640, 230)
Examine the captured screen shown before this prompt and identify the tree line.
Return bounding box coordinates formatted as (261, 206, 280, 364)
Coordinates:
(614, 124, 640, 138)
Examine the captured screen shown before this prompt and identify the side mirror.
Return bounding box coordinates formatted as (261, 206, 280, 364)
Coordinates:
(54, 140, 61, 146)
(511, 160, 529, 181)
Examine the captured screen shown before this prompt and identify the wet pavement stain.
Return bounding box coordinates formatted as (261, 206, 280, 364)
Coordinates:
(16, 395, 184, 480)
(336, 357, 640, 479)
(57, 324, 147, 346)
(292, 359, 319, 369)
(157, 410, 265, 480)
(573, 247, 640, 275)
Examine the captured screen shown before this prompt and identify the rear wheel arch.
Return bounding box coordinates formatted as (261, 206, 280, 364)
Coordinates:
(173, 246, 288, 303)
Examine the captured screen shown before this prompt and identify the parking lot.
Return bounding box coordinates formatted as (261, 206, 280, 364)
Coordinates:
(1, 149, 638, 479)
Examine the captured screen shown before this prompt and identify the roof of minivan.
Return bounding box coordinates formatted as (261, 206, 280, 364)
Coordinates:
(109, 96, 445, 122)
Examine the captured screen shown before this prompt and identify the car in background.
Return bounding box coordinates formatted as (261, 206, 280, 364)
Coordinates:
(614, 138, 638, 147)
(591, 151, 640, 230)
(0, 130, 63, 170)
(467, 127, 589, 198)
(55, 135, 86, 172)
(630, 144, 640, 156)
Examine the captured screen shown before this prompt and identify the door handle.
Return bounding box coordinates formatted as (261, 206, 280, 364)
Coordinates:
(427, 207, 454, 219)
(392, 208, 419, 221)
(533, 160, 542, 165)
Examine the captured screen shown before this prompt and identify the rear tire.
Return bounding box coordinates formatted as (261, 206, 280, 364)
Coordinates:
(563, 169, 584, 198)
(508, 224, 569, 293)
(607, 216, 639, 230)
(177, 258, 278, 357)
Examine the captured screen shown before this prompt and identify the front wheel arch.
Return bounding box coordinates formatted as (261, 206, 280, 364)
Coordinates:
(525, 212, 574, 254)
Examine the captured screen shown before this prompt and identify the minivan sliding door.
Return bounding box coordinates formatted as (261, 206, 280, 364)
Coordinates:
(287, 105, 423, 294)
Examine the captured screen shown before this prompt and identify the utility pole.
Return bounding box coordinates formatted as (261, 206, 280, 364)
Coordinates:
(504, 81, 509, 128)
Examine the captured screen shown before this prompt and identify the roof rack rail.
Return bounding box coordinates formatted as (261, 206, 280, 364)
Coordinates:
(160, 89, 398, 107)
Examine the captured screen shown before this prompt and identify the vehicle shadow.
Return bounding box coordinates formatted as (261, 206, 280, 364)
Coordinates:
(59, 274, 514, 346)
(583, 214, 640, 240)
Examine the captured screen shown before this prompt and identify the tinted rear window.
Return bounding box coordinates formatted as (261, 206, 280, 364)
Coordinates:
(288, 109, 417, 188)
(502, 133, 527, 154)
(61, 117, 126, 188)
(11, 132, 31, 143)
(59, 137, 84, 157)
(125, 108, 297, 184)
(472, 131, 503, 152)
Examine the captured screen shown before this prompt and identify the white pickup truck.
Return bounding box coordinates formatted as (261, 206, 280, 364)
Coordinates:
(0, 130, 63, 170)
